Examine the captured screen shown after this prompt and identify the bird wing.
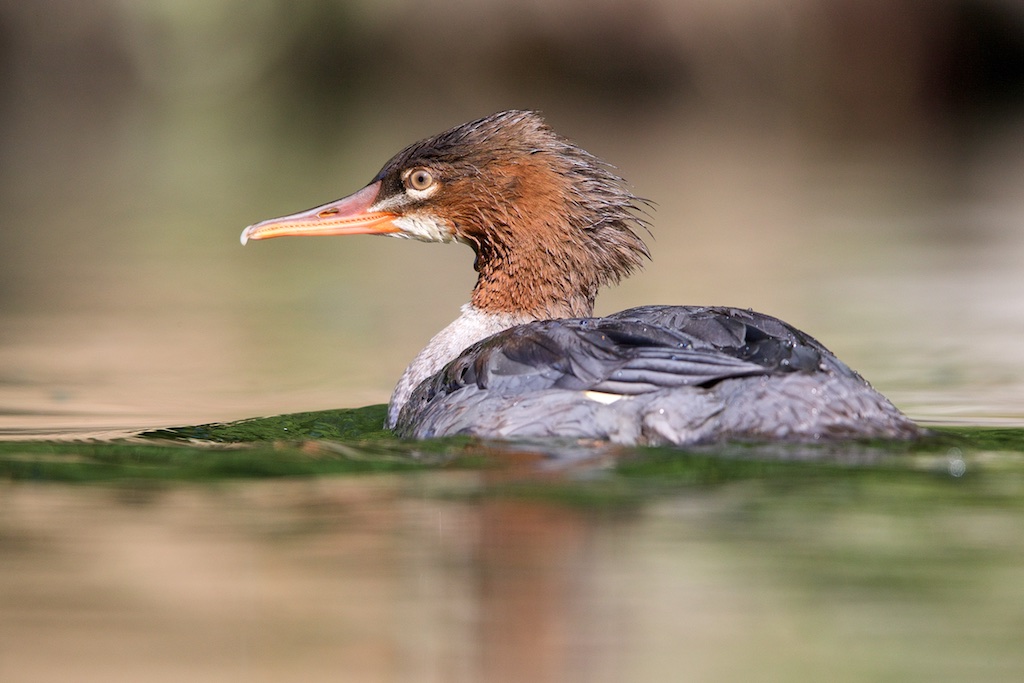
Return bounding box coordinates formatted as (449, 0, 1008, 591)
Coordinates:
(415, 305, 832, 401)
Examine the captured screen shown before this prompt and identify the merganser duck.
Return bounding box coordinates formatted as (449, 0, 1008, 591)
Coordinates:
(241, 110, 920, 445)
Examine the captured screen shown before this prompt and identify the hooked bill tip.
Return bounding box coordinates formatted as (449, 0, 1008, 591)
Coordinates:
(240, 226, 251, 246)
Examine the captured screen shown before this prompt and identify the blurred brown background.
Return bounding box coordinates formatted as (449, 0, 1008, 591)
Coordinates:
(1, 0, 1023, 432)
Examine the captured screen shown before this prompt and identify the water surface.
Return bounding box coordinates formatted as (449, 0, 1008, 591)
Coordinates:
(2, 429, 1023, 682)
(2, 4, 1024, 680)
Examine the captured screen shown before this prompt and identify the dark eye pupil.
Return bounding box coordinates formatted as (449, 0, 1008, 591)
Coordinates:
(409, 169, 432, 190)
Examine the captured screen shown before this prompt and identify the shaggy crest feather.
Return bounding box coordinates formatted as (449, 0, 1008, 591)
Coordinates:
(373, 110, 651, 318)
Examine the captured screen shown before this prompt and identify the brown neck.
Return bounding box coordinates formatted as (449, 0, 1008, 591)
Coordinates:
(469, 232, 598, 320)
(435, 123, 649, 320)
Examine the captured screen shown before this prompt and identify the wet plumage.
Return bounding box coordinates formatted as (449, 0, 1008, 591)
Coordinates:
(396, 305, 918, 444)
(242, 110, 920, 445)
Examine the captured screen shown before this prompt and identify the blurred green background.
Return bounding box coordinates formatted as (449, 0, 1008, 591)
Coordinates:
(1, 0, 1023, 433)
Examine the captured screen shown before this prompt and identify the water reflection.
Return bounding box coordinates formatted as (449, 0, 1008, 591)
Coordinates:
(2, 468, 1023, 681)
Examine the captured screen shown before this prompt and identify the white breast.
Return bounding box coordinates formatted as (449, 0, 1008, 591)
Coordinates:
(386, 304, 533, 427)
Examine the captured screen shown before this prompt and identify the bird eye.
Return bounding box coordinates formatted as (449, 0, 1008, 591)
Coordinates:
(406, 168, 434, 192)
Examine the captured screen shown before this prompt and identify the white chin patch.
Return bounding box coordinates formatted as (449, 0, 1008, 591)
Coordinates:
(391, 214, 455, 243)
